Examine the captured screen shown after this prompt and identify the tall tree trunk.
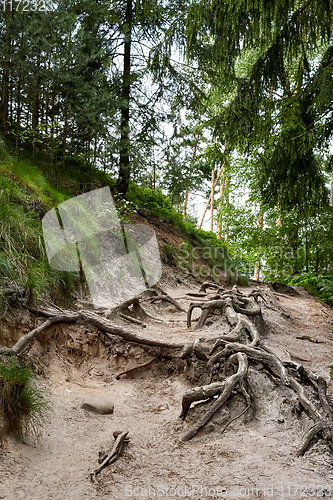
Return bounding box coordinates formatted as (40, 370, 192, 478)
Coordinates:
(1, 8, 12, 134)
(183, 191, 189, 219)
(32, 51, 41, 157)
(15, 73, 21, 156)
(330, 165, 333, 207)
(116, 0, 132, 196)
(224, 175, 229, 241)
(62, 91, 69, 171)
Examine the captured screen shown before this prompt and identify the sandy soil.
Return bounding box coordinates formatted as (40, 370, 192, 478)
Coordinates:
(1, 281, 333, 500)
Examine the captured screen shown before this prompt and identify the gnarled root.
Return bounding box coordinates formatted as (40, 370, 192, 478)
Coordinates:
(296, 421, 333, 456)
(180, 353, 248, 442)
(90, 430, 129, 483)
(187, 300, 225, 329)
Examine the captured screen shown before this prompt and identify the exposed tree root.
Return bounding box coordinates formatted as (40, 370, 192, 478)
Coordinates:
(187, 300, 225, 329)
(1, 307, 185, 356)
(90, 430, 129, 483)
(115, 357, 157, 380)
(1, 283, 331, 459)
(0, 312, 79, 356)
(149, 294, 186, 312)
(118, 312, 147, 328)
(296, 422, 333, 456)
(179, 284, 332, 455)
(180, 353, 248, 442)
(198, 282, 221, 293)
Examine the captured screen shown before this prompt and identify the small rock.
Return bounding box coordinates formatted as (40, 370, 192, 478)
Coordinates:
(80, 397, 114, 415)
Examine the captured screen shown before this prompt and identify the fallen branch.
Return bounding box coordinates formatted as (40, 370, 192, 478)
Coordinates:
(296, 336, 323, 343)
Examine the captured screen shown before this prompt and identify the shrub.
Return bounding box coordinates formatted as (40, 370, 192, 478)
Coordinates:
(289, 273, 333, 304)
(0, 356, 50, 439)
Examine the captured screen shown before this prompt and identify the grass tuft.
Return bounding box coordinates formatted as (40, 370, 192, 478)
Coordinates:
(0, 356, 50, 440)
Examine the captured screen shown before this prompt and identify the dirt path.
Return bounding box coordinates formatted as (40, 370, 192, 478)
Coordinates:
(1, 283, 333, 499)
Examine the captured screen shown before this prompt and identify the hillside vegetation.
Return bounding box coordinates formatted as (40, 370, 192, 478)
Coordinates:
(0, 145, 245, 311)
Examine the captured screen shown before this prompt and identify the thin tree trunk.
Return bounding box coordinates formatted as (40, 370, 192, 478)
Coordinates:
(224, 175, 229, 241)
(115, 0, 132, 196)
(254, 211, 264, 281)
(93, 137, 97, 166)
(1, 8, 12, 134)
(183, 135, 198, 220)
(216, 175, 226, 240)
(198, 143, 229, 229)
(210, 166, 215, 232)
(15, 73, 21, 156)
(183, 191, 189, 219)
(32, 51, 41, 156)
(62, 91, 69, 171)
(330, 167, 333, 207)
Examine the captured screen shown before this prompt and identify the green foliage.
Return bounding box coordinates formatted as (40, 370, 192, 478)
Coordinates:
(289, 274, 333, 305)
(126, 184, 184, 225)
(0, 356, 50, 439)
(0, 159, 81, 307)
(162, 243, 177, 266)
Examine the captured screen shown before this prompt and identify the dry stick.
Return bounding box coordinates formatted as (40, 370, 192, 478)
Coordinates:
(115, 357, 157, 380)
(90, 430, 129, 482)
(296, 336, 322, 343)
(180, 353, 248, 442)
